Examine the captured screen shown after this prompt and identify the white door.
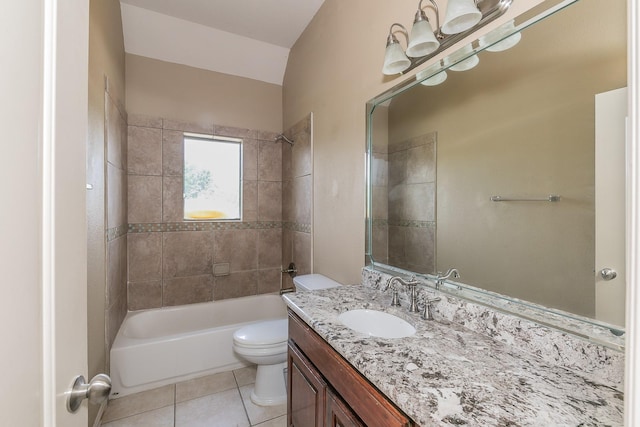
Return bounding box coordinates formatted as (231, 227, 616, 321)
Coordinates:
(0, 0, 90, 425)
(595, 87, 627, 326)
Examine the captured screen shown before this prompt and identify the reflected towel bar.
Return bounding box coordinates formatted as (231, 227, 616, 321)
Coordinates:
(490, 195, 561, 202)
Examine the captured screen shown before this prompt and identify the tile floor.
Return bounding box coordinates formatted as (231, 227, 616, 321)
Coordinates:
(101, 366, 286, 427)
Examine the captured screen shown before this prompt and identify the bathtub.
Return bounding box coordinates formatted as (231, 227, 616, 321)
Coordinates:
(109, 294, 287, 398)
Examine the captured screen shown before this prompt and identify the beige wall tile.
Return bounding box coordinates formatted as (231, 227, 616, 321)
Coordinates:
(215, 125, 255, 139)
(128, 126, 162, 175)
(258, 140, 282, 182)
(243, 139, 258, 181)
(372, 186, 388, 220)
(163, 231, 213, 278)
(293, 232, 311, 276)
(213, 229, 258, 272)
(372, 225, 389, 264)
(106, 93, 126, 170)
(213, 271, 258, 300)
(258, 268, 281, 294)
(256, 130, 279, 141)
(293, 175, 311, 225)
(406, 142, 435, 184)
(371, 152, 388, 187)
(388, 226, 405, 266)
(291, 130, 311, 178)
(163, 274, 213, 306)
(405, 226, 435, 274)
(128, 280, 163, 311)
(107, 235, 127, 307)
(281, 142, 292, 181)
(107, 163, 127, 229)
(106, 293, 127, 354)
(128, 114, 162, 129)
(258, 181, 282, 221)
(243, 180, 257, 222)
(162, 176, 184, 222)
(162, 129, 183, 177)
(128, 232, 162, 282)
(128, 175, 162, 223)
(404, 183, 435, 222)
(282, 179, 293, 223)
(163, 118, 213, 134)
(258, 228, 282, 269)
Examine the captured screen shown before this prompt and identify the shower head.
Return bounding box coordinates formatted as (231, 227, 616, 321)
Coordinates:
(275, 134, 294, 146)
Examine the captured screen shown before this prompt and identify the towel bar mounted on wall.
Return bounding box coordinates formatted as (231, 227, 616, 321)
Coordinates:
(490, 194, 561, 202)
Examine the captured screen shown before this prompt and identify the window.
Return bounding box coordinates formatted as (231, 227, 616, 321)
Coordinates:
(183, 134, 242, 220)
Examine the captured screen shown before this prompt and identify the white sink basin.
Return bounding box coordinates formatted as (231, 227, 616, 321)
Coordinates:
(338, 309, 416, 338)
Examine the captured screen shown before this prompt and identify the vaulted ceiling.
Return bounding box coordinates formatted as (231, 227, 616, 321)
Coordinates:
(120, 0, 325, 85)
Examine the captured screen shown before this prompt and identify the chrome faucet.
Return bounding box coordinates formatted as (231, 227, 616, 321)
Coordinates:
(435, 268, 460, 290)
(385, 276, 420, 312)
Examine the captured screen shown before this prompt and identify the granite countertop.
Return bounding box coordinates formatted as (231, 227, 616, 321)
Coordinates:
(283, 285, 624, 426)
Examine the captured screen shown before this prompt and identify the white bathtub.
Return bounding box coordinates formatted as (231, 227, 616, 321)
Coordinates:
(109, 294, 287, 398)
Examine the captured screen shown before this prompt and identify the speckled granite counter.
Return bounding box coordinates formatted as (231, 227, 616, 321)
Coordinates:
(283, 285, 624, 426)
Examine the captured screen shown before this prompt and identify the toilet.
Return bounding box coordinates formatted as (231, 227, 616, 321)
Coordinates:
(233, 274, 342, 406)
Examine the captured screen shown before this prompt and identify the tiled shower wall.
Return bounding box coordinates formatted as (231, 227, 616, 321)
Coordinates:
(105, 85, 128, 351)
(126, 116, 284, 310)
(282, 114, 313, 290)
(372, 132, 437, 274)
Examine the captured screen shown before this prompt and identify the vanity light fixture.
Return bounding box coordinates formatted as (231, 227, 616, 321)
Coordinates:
(382, 23, 412, 75)
(416, 62, 448, 86)
(441, 0, 482, 34)
(445, 44, 480, 71)
(479, 19, 521, 52)
(406, 0, 441, 58)
(382, 0, 512, 76)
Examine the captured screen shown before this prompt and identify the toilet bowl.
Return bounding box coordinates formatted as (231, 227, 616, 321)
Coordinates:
(232, 274, 342, 406)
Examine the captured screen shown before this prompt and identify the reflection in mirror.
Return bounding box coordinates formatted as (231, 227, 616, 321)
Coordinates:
(367, 0, 627, 328)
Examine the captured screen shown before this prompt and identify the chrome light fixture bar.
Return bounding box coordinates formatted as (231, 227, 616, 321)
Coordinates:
(382, 0, 512, 76)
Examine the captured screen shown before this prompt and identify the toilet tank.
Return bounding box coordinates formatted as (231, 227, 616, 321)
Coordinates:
(293, 274, 342, 292)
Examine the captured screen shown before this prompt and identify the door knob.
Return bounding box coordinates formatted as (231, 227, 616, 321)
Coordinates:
(67, 373, 112, 413)
(600, 268, 618, 281)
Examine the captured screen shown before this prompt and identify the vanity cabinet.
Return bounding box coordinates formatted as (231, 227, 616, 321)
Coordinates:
(287, 310, 415, 427)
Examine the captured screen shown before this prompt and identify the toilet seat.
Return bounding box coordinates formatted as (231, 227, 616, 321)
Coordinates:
(233, 319, 287, 348)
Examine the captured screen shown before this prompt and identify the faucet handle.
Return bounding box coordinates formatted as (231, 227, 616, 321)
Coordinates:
(420, 296, 441, 320)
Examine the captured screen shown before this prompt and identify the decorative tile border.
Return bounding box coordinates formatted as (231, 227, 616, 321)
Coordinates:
(107, 225, 128, 242)
(128, 221, 283, 233)
(284, 222, 311, 233)
(373, 219, 434, 228)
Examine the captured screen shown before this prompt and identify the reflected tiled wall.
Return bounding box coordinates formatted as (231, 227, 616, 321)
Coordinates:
(126, 116, 283, 310)
(384, 132, 437, 274)
(282, 114, 313, 290)
(105, 87, 128, 351)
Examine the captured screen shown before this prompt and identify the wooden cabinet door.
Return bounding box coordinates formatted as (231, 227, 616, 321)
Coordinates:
(288, 343, 327, 427)
(326, 390, 365, 427)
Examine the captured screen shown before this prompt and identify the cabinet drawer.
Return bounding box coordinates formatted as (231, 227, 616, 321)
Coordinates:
(288, 311, 413, 427)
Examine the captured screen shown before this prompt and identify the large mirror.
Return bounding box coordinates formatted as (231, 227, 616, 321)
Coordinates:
(366, 0, 627, 331)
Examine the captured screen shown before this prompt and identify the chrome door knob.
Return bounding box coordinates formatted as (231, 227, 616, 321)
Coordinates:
(600, 268, 618, 281)
(67, 373, 112, 413)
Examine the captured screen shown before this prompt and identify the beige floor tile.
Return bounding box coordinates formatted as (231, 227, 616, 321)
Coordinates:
(101, 406, 174, 427)
(103, 385, 175, 422)
(233, 366, 257, 387)
(252, 414, 287, 427)
(239, 385, 287, 426)
(176, 371, 237, 403)
(175, 388, 249, 427)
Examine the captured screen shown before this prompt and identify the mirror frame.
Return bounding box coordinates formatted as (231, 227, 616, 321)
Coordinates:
(365, 0, 626, 350)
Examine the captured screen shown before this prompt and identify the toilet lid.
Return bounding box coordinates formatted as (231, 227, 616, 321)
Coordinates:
(233, 319, 288, 346)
